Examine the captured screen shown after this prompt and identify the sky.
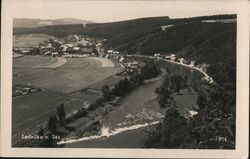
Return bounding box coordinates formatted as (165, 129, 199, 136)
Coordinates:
(10, 0, 238, 23)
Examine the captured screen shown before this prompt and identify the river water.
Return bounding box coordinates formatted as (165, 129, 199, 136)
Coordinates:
(63, 61, 203, 148)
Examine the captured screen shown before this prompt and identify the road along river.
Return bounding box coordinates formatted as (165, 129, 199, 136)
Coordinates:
(59, 60, 203, 148)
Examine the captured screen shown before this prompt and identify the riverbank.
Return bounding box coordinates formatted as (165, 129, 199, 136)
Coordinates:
(65, 124, 158, 148)
(162, 59, 214, 84)
(58, 71, 165, 146)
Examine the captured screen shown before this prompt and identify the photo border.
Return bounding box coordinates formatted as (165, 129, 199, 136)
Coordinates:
(1, 0, 249, 158)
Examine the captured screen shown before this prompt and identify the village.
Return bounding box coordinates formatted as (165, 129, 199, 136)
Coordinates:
(12, 34, 147, 76)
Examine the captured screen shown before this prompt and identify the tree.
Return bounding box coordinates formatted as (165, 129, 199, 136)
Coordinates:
(155, 76, 173, 108)
(197, 95, 207, 109)
(183, 76, 188, 87)
(41, 132, 56, 147)
(92, 44, 97, 53)
(157, 91, 171, 108)
(170, 74, 183, 92)
(57, 104, 66, 122)
(144, 108, 189, 148)
(31, 47, 40, 55)
(47, 115, 58, 133)
(155, 87, 160, 94)
(37, 126, 44, 136)
(102, 85, 112, 99)
(165, 67, 170, 74)
(163, 108, 180, 124)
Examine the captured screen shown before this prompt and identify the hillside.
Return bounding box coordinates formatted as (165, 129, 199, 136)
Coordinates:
(89, 15, 236, 87)
(13, 18, 93, 28)
(85, 15, 236, 87)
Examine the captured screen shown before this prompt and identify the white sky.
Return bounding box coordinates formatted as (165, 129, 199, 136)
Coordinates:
(10, 0, 238, 23)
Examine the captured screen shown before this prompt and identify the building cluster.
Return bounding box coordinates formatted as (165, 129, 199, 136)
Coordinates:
(40, 37, 94, 57)
(99, 48, 145, 75)
(154, 53, 213, 83)
(13, 34, 94, 58)
(154, 53, 196, 67)
(12, 85, 41, 97)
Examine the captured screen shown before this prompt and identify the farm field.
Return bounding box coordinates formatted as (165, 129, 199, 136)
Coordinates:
(13, 34, 56, 48)
(12, 89, 97, 145)
(12, 55, 124, 145)
(88, 57, 115, 67)
(13, 56, 124, 93)
(12, 90, 64, 139)
(13, 55, 58, 68)
(89, 75, 123, 90)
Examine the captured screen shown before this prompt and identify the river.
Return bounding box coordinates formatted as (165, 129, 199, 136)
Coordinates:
(63, 61, 203, 148)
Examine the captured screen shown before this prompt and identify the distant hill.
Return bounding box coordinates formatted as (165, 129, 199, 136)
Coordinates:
(13, 18, 94, 28)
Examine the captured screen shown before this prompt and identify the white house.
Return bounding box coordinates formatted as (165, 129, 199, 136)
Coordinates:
(73, 46, 80, 51)
(119, 57, 125, 63)
(21, 50, 30, 54)
(184, 110, 198, 118)
(62, 46, 68, 52)
(180, 58, 184, 64)
(52, 52, 59, 57)
(170, 54, 176, 61)
(107, 50, 113, 54)
(165, 55, 171, 60)
(127, 61, 138, 68)
(190, 61, 195, 67)
(73, 34, 80, 41)
(154, 53, 160, 58)
(45, 51, 51, 56)
(47, 43, 52, 48)
(64, 44, 74, 48)
(105, 54, 110, 58)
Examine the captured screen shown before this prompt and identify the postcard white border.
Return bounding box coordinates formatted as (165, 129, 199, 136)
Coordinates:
(1, 0, 249, 158)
